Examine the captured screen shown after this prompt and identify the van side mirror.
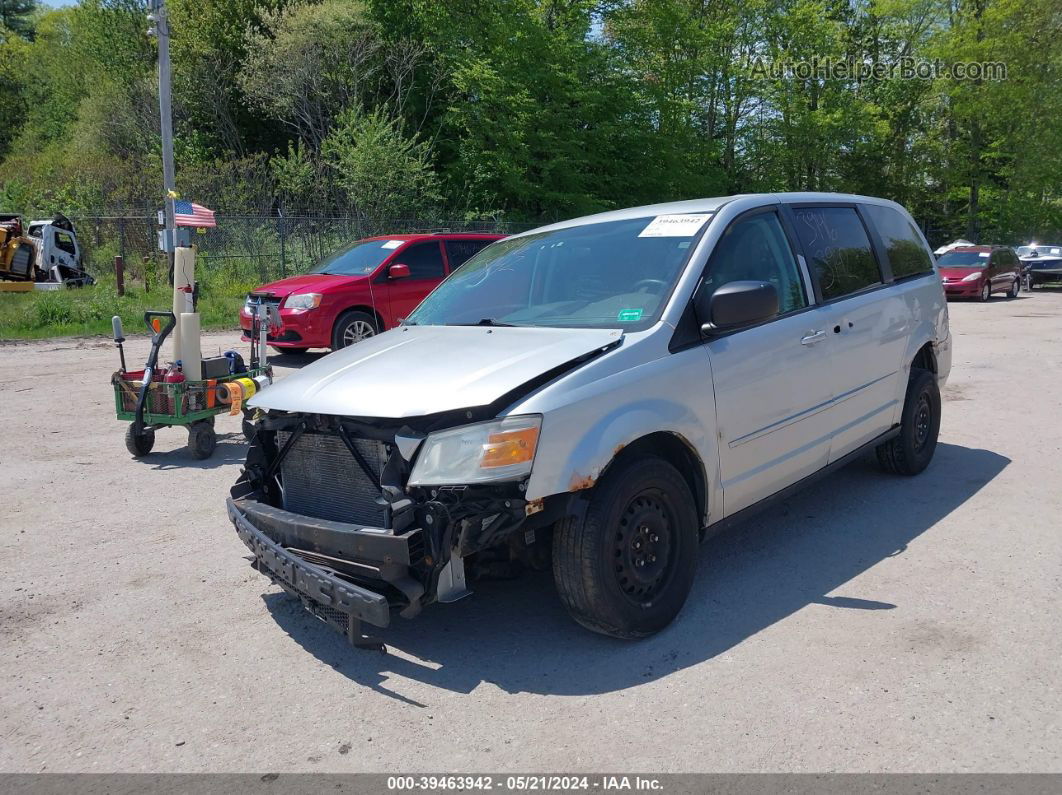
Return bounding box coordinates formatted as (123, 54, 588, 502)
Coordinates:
(388, 263, 411, 279)
(697, 280, 779, 333)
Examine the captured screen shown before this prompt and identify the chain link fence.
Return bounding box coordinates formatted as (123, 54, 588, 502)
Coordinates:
(69, 214, 540, 287)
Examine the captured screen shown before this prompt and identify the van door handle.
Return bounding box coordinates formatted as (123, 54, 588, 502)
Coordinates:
(800, 330, 827, 346)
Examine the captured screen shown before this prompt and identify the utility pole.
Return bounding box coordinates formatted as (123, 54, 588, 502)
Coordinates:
(147, 0, 177, 276)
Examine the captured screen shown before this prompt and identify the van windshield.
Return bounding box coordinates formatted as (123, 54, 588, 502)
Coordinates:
(407, 215, 710, 330)
(311, 239, 398, 275)
(937, 251, 989, 267)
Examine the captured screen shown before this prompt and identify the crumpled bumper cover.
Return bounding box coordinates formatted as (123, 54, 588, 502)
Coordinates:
(228, 497, 393, 628)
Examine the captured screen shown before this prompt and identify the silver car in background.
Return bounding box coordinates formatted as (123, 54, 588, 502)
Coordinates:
(229, 192, 951, 646)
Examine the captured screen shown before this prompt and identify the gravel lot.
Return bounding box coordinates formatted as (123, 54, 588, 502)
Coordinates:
(1, 292, 1060, 773)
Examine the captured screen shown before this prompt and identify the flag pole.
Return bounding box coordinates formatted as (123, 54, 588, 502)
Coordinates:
(148, 0, 177, 281)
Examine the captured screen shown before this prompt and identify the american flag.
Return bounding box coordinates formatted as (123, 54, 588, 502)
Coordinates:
(174, 200, 217, 228)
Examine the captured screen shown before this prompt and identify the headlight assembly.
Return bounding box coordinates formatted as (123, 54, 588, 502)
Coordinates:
(408, 415, 542, 486)
(961, 272, 983, 282)
(284, 292, 322, 311)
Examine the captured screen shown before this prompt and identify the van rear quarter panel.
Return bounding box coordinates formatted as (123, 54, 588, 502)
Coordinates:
(514, 338, 720, 526)
(886, 273, 951, 427)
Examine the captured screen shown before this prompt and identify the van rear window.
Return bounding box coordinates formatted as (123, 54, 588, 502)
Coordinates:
(863, 204, 934, 279)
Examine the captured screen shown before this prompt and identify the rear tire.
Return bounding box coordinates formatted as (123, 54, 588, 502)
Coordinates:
(331, 311, 379, 350)
(876, 368, 940, 476)
(125, 425, 155, 457)
(552, 456, 699, 639)
(188, 421, 217, 460)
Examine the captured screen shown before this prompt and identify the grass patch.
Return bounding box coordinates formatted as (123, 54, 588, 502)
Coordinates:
(0, 273, 257, 340)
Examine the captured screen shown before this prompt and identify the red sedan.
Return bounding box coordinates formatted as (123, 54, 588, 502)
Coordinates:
(240, 233, 503, 352)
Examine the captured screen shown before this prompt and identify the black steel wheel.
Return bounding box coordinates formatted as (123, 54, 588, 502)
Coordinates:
(612, 494, 676, 603)
(553, 455, 698, 638)
(187, 421, 217, 460)
(331, 310, 379, 350)
(876, 368, 940, 476)
(125, 425, 155, 457)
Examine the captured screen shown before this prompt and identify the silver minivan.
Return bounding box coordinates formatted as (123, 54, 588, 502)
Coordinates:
(229, 193, 951, 646)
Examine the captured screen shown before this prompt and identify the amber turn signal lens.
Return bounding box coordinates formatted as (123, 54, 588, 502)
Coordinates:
(480, 427, 539, 469)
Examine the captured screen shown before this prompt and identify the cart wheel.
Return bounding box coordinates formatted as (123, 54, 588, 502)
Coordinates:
(242, 412, 256, 441)
(188, 421, 217, 460)
(125, 425, 155, 457)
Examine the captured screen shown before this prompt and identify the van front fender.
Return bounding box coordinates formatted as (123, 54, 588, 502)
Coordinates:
(524, 397, 717, 525)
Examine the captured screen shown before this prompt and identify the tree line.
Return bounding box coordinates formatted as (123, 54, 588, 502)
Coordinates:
(0, 0, 1060, 245)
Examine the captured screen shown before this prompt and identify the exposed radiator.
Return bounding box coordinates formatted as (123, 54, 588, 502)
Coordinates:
(277, 431, 388, 526)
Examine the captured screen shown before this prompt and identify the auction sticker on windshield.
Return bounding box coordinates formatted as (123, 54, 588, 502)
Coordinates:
(617, 308, 644, 322)
(639, 213, 712, 237)
(381, 240, 404, 249)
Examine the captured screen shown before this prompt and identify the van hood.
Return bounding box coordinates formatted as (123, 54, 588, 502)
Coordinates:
(251, 272, 360, 298)
(250, 325, 623, 418)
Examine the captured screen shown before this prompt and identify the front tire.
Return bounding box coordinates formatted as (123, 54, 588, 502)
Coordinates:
(876, 368, 940, 476)
(187, 421, 217, 460)
(552, 456, 699, 639)
(1008, 278, 1020, 299)
(979, 281, 991, 302)
(332, 310, 379, 350)
(125, 425, 155, 457)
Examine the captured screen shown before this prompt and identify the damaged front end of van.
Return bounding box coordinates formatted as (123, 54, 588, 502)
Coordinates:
(228, 324, 622, 649)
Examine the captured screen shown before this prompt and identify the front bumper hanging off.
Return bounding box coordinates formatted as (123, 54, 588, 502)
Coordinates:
(228, 412, 537, 648)
(228, 497, 429, 645)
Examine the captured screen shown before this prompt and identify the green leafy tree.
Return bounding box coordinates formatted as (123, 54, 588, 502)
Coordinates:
(321, 106, 441, 223)
(241, 0, 432, 151)
(0, 0, 36, 39)
(271, 138, 319, 211)
(169, 0, 293, 156)
(0, 23, 28, 159)
(0, 0, 1060, 243)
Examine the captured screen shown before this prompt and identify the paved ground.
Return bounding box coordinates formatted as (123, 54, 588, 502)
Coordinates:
(1, 292, 1060, 773)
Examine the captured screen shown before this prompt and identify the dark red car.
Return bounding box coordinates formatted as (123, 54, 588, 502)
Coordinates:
(240, 233, 503, 352)
(938, 245, 1022, 301)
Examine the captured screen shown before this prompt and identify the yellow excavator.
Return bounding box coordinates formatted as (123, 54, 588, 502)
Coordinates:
(0, 214, 36, 282)
(1, 213, 93, 288)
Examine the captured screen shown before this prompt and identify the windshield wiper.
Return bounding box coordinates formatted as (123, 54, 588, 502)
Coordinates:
(450, 318, 516, 327)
